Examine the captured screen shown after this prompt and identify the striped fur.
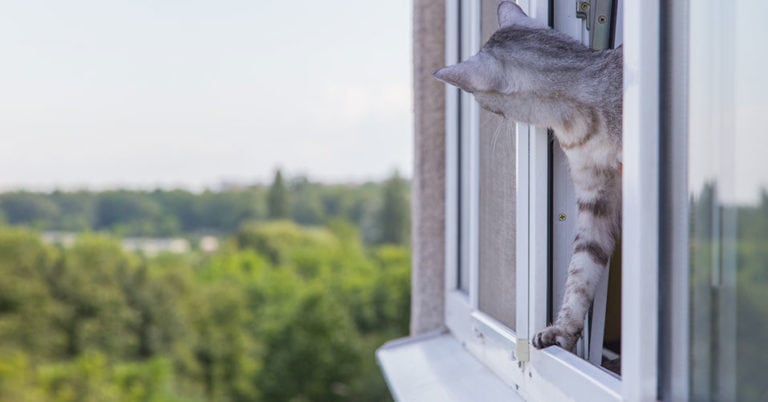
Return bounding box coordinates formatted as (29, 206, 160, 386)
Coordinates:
(435, 1, 622, 351)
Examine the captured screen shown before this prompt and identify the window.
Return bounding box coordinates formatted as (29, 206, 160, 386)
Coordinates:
(668, 0, 768, 400)
(550, 0, 623, 370)
(380, 0, 663, 400)
(443, 0, 643, 400)
(383, 0, 768, 400)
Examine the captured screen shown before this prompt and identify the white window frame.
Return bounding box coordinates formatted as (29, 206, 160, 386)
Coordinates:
(443, 1, 660, 400)
(621, 0, 659, 399)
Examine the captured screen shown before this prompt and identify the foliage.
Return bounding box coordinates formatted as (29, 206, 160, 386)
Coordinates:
(373, 172, 409, 246)
(267, 170, 290, 220)
(689, 184, 768, 400)
(0, 217, 409, 401)
(0, 173, 408, 246)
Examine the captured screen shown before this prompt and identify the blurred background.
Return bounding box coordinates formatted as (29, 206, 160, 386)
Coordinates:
(0, 1, 412, 401)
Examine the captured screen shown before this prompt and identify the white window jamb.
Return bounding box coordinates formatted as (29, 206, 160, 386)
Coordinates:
(445, 0, 475, 345)
(462, 0, 481, 312)
(621, 0, 660, 399)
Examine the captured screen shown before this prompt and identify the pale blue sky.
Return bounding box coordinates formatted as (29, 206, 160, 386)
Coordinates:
(0, 0, 412, 190)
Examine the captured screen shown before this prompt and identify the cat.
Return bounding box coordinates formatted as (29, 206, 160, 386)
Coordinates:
(434, 1, 622, 351)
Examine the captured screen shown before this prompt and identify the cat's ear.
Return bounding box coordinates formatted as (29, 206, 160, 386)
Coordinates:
(498, 1, 527, 27)
(497, 1, 545, 29)
(433, 54, 504, 93)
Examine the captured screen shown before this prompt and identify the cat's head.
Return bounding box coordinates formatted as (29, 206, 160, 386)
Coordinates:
(433, 2, 550, 116)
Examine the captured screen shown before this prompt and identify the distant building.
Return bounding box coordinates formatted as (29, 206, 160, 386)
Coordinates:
(199, 236, 220, 253)
(122, 237, 190, 256)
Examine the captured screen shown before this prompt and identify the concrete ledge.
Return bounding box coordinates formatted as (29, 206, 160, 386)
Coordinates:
(376, 331, 525, 402)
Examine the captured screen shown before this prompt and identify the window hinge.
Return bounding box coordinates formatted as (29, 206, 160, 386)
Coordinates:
(575, 0, 614, 50)
(516, 339, 530, 362)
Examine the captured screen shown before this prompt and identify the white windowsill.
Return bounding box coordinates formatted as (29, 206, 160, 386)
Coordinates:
(376, 331, 526, 402)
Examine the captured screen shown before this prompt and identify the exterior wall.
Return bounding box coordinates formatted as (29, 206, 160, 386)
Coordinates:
(410, 0, 446, 335)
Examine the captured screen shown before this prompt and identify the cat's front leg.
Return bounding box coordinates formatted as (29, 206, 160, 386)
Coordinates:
(533, 168, 620, 351)
(533, 230, 614, 351)
(532, 324, 580, 351)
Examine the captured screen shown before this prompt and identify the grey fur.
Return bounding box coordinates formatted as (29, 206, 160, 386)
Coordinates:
(435, 1, 622, 351)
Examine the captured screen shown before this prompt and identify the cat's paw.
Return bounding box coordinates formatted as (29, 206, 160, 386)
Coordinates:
(532, 326, 579, 351)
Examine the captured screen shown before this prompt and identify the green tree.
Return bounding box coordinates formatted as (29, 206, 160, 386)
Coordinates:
(0, 192, 60, 228)
(0, 351, 46, 402)
(0, 197, 413, 402)
(375, 172, 410, 245)
(267, 169, 290, 220)
(0, 227, 60, 356)
(290, 176, 325, 225)
(45, 235, 137, 358)
(256, 285, 362, 402)
(94, 191, 174, 235)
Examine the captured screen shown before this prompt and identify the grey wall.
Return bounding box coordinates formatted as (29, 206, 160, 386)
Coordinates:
(410, 0, 446, 335)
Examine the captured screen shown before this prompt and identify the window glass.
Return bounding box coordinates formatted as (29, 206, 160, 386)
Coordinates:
(477, 0, 516, 329)
(688, 1, 768, 399)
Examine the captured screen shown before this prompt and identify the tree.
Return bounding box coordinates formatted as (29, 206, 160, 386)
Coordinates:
(94, 191, 170, 235)
(267, 169, 290, 220)
(45, 235, 136, 358)
(0, 183, 415, 402)
(375, 172, 410, 245)
(290, 176, 325, 225)
(0, 192, 60, 228)
(0, 227, 59, 355)
(256, 285, 361, 402)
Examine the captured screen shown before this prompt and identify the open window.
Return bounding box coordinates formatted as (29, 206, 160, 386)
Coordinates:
(549, 0, 623, 374)
(384, 0, 768, 398)
(379, 0, 662, 400)
(444, 0, 626, 399)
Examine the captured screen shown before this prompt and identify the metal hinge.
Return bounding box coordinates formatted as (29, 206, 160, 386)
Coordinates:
(576, 0, 614, 50)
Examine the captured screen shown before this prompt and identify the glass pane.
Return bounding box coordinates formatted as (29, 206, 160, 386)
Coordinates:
(477, 0, 516, 330)
(688, 1, 768, 400)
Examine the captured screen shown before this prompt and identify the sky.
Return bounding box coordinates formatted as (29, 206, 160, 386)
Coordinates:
(0, 0, 413, 191)
(688, 0, 768, 205)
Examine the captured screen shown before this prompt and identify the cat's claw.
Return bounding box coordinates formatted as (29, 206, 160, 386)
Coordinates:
(532, 326, 579, 351)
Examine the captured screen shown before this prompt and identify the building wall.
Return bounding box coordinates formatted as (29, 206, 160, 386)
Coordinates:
(410, 0, 446, 335)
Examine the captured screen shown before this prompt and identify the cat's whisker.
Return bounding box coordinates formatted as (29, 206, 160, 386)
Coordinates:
(490, 119, 514, 154)
(490, 121, 503, 153)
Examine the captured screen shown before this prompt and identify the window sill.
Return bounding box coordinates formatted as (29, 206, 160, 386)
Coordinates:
(376, 330, 526, 402)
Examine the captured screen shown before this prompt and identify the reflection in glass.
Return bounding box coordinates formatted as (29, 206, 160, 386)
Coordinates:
(688, 0, 768, 399)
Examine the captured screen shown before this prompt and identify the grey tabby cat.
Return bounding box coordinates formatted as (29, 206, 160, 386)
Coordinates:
(434, 1, 622, 351)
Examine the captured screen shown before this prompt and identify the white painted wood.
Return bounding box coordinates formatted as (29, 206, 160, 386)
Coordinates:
(528, 125, 550, 338)
(462, 0, 481, 309)
(621, 0, 660, 399)
(445, 290, 474, 351)
(515, 122, 531, 344)
(530, 347, 621, 402)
